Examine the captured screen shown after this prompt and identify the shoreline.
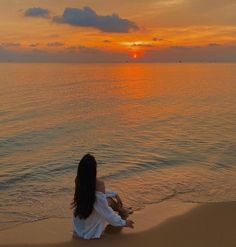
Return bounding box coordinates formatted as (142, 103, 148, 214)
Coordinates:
(0, 200, 235, 247)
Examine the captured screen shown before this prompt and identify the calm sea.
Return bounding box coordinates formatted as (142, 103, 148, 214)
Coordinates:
(0, 63, 236, 230)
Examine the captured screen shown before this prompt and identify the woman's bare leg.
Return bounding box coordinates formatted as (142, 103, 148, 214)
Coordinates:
(107, 197, 119, 211)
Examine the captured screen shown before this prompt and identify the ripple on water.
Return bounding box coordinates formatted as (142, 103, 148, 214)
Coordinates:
(0, 63, 236, 231)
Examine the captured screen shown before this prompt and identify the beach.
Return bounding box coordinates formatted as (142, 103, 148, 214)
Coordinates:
(1, 0, 236, 245)
(0, 200, 235, 247)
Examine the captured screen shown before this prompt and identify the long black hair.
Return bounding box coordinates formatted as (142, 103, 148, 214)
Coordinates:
(72, 154, 97, 219)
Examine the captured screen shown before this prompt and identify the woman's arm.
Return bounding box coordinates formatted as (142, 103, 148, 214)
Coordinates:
(94, 193, 134, 228)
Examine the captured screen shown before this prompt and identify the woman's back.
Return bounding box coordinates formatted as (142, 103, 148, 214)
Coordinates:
(72, 154, 133, 239)
(72, 190, 126, 239)
(96, 178, 105, 193)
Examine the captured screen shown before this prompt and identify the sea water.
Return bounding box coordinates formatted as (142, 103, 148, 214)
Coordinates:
(0, 63, 236, 230)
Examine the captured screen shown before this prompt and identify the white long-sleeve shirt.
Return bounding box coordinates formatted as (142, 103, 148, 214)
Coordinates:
(72, 191, 126, 239)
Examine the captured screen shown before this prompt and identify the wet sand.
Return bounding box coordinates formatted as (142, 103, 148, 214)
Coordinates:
(0, 200, 235, 247)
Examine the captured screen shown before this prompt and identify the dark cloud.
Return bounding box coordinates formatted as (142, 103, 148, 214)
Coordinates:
(53, 7, 139, 33)
(24, 7, 50, 18)
(103, 40, 112, 43)
(47, 42, 64, 47)
(153, 37, 164, 42)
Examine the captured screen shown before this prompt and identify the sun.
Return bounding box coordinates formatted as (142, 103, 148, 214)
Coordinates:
(133, 54, 137, 59)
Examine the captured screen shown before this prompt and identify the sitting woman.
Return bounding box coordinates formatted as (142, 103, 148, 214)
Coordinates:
(72, 153, 134, 239)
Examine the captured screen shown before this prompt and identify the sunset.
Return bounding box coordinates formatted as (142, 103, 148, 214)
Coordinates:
(1, 0, 236, 62)
(0, 1, 236, 247)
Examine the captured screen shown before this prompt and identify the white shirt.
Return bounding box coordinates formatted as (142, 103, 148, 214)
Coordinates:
(72, 191, 126, 239)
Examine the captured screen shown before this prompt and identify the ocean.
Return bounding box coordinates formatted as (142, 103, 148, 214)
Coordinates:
(0, 63, 236, 230)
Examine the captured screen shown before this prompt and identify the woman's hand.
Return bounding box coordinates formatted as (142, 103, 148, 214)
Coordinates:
(125, 220, 134, 228)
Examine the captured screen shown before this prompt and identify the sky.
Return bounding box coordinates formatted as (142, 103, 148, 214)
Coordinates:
(0, 0, 236, 62)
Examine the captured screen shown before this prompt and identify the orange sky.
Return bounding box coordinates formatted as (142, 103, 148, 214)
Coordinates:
(1, 0, 236, 62)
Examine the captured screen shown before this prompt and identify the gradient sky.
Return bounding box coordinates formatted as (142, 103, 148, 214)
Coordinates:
(1, 0, 236, 62)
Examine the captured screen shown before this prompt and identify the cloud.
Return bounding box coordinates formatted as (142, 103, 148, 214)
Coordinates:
(47, 34, 60, 38)
(29, 43, 39, 47)
(153, 37, 164, 42)
(103, 40, 112, 43)
(208, 43, 221, 47)
(65, 45, 99, 54)
(65, 45, 85, 51)
(131, 42, 154, 47)
(170, 45, 193, 50)
(1, 42, 21, 47)
(24, 7, 50, 18)
(0, 45, 130, 63)
(1, 43, 236, 63)
(53, 7, 139, 33)
(140, 44, 236, 62)
(65, 46, 80, 50)
(47, 42, 64, 47)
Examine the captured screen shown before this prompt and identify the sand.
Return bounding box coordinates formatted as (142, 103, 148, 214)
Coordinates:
(0, 200, 235, 247)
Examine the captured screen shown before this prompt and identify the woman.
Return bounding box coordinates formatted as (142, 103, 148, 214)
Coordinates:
(72, 153, 134, 239)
